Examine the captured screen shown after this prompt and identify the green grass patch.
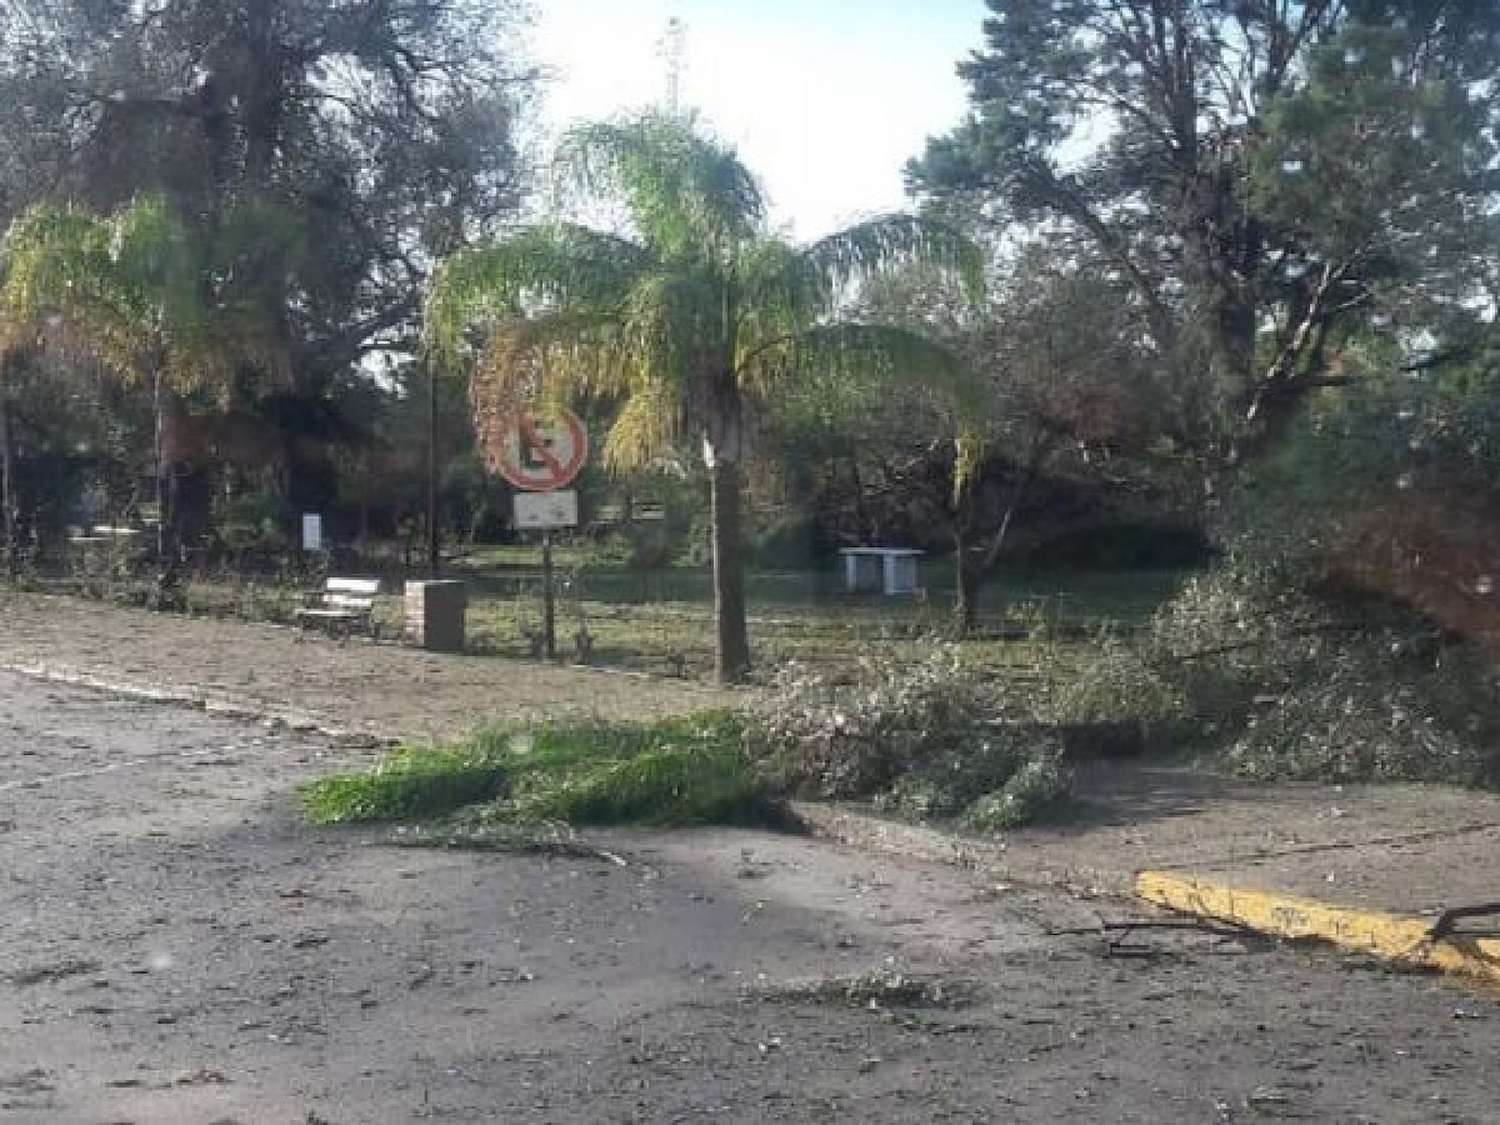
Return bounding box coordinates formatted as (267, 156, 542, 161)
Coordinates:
(299, 711, 778, 830)
(298, 744, 509, 824)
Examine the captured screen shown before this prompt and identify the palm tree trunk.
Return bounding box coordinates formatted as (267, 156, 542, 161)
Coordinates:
(709, 454, 751, 683)
(706, 379, 751, 683)
(952, 528, 977, 638)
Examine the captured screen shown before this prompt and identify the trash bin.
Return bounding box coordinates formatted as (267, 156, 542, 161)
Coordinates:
(404, 579, 467, 652)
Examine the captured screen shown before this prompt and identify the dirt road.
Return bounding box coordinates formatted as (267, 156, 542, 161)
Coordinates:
(3, 672, 1500, 1123)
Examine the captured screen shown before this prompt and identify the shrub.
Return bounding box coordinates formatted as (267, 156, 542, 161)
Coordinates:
(748, 647, 1071, 829)
(751, 647, 1003, 801)
(1054, 558, 1500, 786)
(961, 750, 1073, 833)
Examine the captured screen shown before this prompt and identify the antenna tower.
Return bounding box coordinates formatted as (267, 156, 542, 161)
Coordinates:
(658, 16, 686, 113)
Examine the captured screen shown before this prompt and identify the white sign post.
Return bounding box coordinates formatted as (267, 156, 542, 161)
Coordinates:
(496, 409, 590, 661)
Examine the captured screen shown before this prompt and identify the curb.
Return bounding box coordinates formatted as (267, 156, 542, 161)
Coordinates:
(790, 801, 1130, 898)
(1137, 870, 1500, 985)
(0, 660, 393, 748)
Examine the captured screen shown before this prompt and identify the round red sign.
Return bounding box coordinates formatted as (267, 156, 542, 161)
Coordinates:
(494, 408, 589, 492)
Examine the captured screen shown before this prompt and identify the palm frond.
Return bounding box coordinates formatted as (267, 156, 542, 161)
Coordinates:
(731, 239, 831, 369)
(0, 203, 114, 356)
(601, 378, 686, 473)
(771, 323, 984, 420)
(424, 223, 650, 370)
(800, 214, 986, 306)
(2, 195, 286, 397)
(619, 266, 723, 391)
(556, 113, 766, 257)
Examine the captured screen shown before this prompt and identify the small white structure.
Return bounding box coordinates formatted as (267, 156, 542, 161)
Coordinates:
(840, 547, 923, 596)
(301, 512, 324, 552)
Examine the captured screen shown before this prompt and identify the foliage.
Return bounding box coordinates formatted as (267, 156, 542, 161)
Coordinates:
(960, 752, 1073, 833)
(507, 740, 767, 827)
(0, 0, 534, 538)
(0, 0, 532, 372)
(1051, 634, 1187, 728)
(749, 647, 1072, 829)
(1223, 638, 1500, 786)
(1, 196, 277, 393)
(1055, 559, 1500, 786)
(299, 744, 509, 825)
(300, 712, 772, 830)
(911, 1, 1500, 459)
(425, 111, 983, 682)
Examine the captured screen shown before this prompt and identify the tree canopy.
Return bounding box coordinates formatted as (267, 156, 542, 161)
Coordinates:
(911, 1, 1500, 456)
(427, 112, 984, 680)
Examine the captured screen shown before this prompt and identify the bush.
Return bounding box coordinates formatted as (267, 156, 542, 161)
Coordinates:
(961, 751, 1073, 833)
(1222, 637, 1500, 785)
(752, 647, 1003, 800)
(749, 648, 1072, 830)
(1054, 558, 1500, 786)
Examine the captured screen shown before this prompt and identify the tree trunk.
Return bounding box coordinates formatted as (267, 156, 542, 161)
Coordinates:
(705, 380, 750, 684)
(0, 379, 15, 575)
(952, 528, 978, 639)
(950, 439, 1052, 639)
(709, 455, 751, 683)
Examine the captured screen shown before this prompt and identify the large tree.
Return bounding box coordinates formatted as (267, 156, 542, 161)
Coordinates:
(426, 113, 982, 683)
(783, 244, 1171, 633)
(0, 0, 534, 513)
(911, 1, 1500, 461)
(0, 195, 277, 575)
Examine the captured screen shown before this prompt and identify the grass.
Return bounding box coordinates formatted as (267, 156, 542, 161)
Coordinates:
(298, 712, 778, 830)
(297, 744, 510, 824)
(55, 547, 1191, 688)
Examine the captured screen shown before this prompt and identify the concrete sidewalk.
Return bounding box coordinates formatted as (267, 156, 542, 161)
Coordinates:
(6, 590, 1500, 984)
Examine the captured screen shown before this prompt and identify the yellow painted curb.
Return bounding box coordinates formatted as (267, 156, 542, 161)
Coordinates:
(1136, 871, 1500, 985)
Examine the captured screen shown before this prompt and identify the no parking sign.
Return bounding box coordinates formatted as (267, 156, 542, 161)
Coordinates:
(493, 408, 589, 492)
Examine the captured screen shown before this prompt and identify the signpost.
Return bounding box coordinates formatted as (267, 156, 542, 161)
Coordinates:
(497, 408, 588, 660)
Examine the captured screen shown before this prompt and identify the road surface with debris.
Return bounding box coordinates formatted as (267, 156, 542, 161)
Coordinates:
(2, 672, 1498, 1123)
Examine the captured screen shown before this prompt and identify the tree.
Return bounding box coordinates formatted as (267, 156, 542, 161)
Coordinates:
(911, 2, 1500, 462)
(0, 0, 535, 517)
(426, 113, 982, 682)
(0, 195, 275, 577)
(793, 244, 1170, 633)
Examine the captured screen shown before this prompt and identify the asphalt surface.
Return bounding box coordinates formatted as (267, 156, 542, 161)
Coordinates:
(3, 672, 1500, 1123)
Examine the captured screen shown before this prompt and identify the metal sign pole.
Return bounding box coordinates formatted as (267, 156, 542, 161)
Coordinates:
(541, 529, 557, 660)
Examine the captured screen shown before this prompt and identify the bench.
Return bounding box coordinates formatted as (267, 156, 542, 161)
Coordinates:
(295, 577, 380, 637)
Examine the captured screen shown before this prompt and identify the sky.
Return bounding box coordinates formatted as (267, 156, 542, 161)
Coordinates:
(526, 0, 988, 240)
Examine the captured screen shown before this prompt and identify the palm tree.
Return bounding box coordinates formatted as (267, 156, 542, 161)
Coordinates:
(426, 113, 982, 683)
(0, 195, 278, 579)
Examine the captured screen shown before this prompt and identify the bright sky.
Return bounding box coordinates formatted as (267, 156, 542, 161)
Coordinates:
(527, 0, 987, 241)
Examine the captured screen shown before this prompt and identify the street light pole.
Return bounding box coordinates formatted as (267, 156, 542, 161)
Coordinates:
(426, 357, 439, 578)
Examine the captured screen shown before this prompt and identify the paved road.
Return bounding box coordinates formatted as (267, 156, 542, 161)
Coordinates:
(3, 673, 1500, 1123)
